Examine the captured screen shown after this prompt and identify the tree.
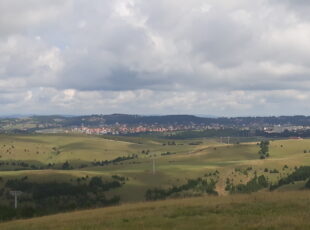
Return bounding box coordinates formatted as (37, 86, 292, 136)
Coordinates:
(258, 140, 270, 159)
(62, 161, 71, 170)
(305, 179, 310, 189)
(89, 177, 103, 188)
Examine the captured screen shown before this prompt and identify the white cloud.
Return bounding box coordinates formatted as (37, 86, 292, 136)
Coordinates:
(0, 0, 309, 115)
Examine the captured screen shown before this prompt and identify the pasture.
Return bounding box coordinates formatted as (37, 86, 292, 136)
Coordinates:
(0, 134, 309, 202)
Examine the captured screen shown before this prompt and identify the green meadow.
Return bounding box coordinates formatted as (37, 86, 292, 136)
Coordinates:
(0, 134, 309, 201)
(0, 134, 309, 229)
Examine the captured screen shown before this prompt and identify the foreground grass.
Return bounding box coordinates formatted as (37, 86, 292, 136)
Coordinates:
(1, 191, 310, 230)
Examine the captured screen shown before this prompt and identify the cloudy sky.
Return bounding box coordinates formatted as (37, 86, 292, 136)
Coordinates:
(0, 0, 310, 116)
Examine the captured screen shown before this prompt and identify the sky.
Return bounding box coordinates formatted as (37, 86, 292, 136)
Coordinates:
(0, 0, 310, 116)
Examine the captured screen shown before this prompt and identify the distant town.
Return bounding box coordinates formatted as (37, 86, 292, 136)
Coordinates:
(1, 114, 310, 137)
(71, 124, 310, 136)
(71, 124, 217, 135)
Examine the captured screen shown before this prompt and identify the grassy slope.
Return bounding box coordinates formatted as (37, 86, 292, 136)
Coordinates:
(0, 134, 139, 163)
(0, 135, 309, 229)
(0, 136, 309, 202)
(1, 191, 310, 230)
(0, 134, 216, 163)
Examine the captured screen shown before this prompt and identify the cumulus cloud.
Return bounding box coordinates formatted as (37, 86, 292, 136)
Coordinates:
(0, 0, 309, 115)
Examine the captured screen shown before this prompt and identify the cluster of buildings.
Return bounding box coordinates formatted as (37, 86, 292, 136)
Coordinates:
(70, 123, 310, 136)
(263, 125, 310, 133)
(71, 124, 214, 135)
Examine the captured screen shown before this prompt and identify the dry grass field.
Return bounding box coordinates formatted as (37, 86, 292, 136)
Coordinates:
(1, 191, 309, 230)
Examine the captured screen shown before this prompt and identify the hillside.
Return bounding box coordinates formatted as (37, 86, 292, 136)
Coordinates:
(0, 191, 309, 230)
(0, 134, 309, 219)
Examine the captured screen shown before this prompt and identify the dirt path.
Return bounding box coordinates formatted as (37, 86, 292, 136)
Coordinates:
(216, 169, 232, 196)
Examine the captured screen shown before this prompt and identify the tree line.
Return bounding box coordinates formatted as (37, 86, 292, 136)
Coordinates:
(145, 177, 218, 201)
(270, 166, 310, 190)
(0, 176, 124, 221)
